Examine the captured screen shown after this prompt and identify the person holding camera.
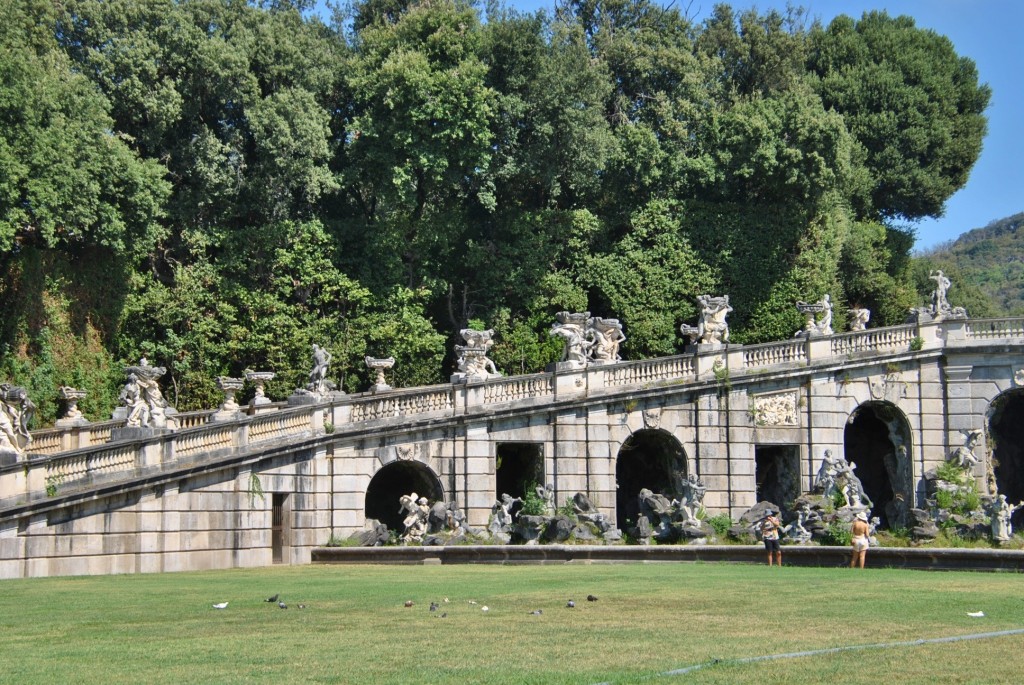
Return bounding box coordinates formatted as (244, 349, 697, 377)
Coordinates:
(760, 509, 782, 567)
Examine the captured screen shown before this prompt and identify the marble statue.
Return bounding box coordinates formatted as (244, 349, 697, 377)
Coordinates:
(535, 483, 555, 515)
(950, 428, 983, 469)
(814, 449, 872, 508)
(398, 492, 429, 543)
(308, 344, 332, 395)
(679, 322, 700, 347)
(550, 312, 592, 367)
(990, 494, 1020, 542)
(677, 474, 707, 524)
(930, 270, 951, 316)
(695, 294, 732, 346)
(868, 516, 881, 547)
(927, 270, 967, 320)
(813, 449, 844, 501)
(796, 294, 833, 336)
(454, 328, 501, 380)
(119, 359, 176, 429)
(841, 462, 871, 509)
(782, 503, 815, 544)
(121, 373, 149, 427)
(588, 317, 626, 362)
(849, 307, 871, 332)
(489, 493, 521, 539)
(0, 384, 35, 458)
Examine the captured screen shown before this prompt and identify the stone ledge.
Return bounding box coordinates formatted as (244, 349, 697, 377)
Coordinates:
(312, 544, 1024, 572)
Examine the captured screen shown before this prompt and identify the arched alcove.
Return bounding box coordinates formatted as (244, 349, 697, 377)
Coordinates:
(365, 460, 444, 532)
(615, 429, 688, 531)
(843, 401, 913, 528)
(989, 389, 1024, 530)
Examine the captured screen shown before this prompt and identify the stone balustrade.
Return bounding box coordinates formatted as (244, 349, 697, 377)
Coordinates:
(5, 316, 1022, 508)
(0, 404, 321, 509)
(25, 408, 230, 457)
(742, 339, 807, 369)
(348, 385, 454, 423)
(830, 324, 918, 356)
(965, 317, 1024, 340)
(601, 356, 695, 388)
(482, 374, 554, 404)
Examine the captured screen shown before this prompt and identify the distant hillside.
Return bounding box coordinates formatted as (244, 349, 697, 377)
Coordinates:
(918, 212, 1024, 316)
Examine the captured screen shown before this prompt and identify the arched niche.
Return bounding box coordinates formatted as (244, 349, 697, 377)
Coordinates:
(615, 429, 688, 531)
(365, 460, 444, 532)
(843, 401, 913, 529)
(988, 388, 1024, 529)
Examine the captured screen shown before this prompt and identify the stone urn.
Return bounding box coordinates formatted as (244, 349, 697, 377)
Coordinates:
(365, 356, 395, 394)
(244, 370, 275, 408)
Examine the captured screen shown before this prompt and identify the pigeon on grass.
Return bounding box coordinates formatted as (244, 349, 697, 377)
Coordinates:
(265, 594, 279, 603)
(213, 602, 229, 610)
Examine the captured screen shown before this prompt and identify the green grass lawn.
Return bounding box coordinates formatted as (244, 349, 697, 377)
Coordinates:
(2, 563, 1023, 684)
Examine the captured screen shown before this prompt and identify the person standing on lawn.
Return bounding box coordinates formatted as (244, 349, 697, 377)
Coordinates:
(850, 511, 871, 569)
(760, 509, 782, 567)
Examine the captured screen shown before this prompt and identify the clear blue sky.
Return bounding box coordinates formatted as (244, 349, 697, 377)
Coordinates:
(318, 0, 1023, 250)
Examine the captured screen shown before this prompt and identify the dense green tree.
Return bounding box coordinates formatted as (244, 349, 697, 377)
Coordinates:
(0, 0, 169, 257)
(340, 0, 497, 290)
(839, 221, 918, 326)
(580, 200, 717, 357)
(0, 1, 995, 424)
(808, 11, 990, 221)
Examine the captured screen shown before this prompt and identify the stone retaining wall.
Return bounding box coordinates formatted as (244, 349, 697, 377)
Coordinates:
(312, 544, 1024, 572)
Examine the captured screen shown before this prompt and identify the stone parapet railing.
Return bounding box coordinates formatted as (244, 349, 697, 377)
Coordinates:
(601, 356, 695, 388)
(7, 316, 1024, 506)
(26, 408, 221, 457)
(26, 420, 122, 457)
(742, 339, 807, 369)
(0, 405, 320, 510)
(312, 543, 1024, 572)
(46, 443, 138, 486)
(482, 374, 554, 404)
(965, 317, 1024, 340)
(830, 324, 917, 356)
(348, 385, 454, 423)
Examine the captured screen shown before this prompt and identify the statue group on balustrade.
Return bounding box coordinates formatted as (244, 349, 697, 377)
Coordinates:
(550, 312, 627, 368)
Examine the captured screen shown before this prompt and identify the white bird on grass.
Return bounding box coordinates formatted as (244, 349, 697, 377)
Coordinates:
(967, 611, 985, 617)
(213, 602, 229, 609)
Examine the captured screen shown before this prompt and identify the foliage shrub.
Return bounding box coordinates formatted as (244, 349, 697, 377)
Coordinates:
(934, 461, 983, 515)
(519, 483, 548, 517)
(821, 520, 852, 546)
(705, 513, 733, 537)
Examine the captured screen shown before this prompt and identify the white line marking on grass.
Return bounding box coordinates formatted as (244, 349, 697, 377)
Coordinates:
(593, 628, 1024, 683)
